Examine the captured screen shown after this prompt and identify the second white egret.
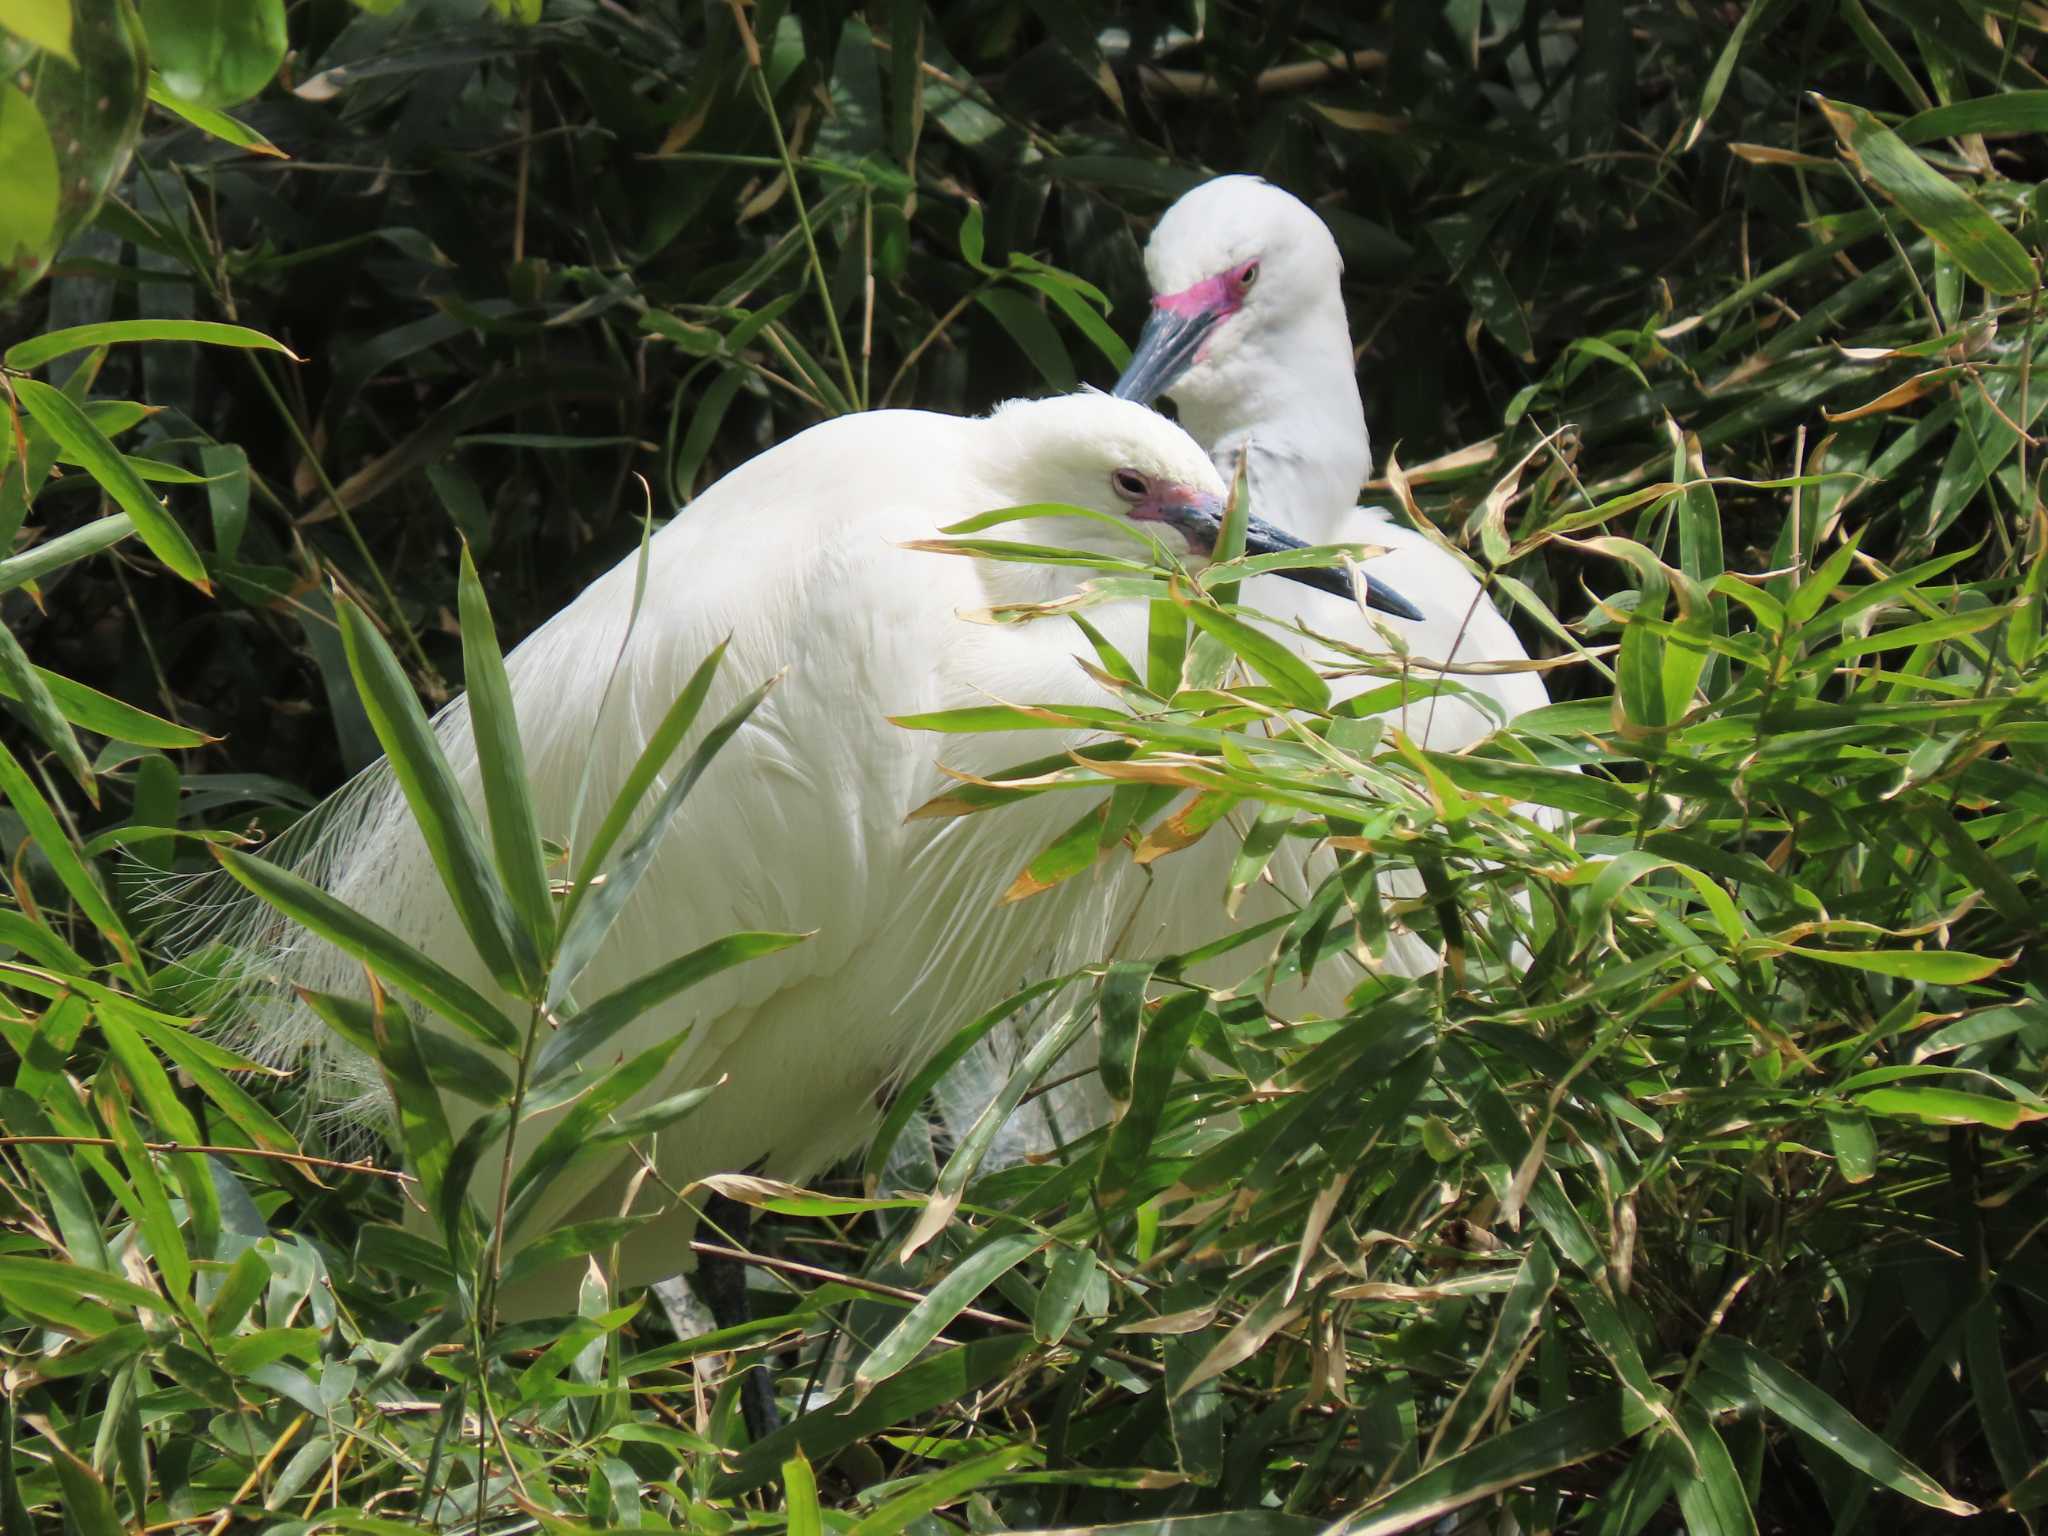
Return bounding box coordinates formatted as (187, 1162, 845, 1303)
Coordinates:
(1115, 174, 1552, 737)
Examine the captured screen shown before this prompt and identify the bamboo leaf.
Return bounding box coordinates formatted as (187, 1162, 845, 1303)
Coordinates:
(213, 846, 520, 1050)
(5, 319, 298, 371)
(1702, 1339, 1975, 1514)
(852, 1230, 1043, 1401)
(1330, 1392, 1658, 1536)
(534, 930, 807, 1083)
(12, 379, 210, 591)
(334, 589, 530, 994)
(1813, 95, 2036, 297)
(456, 546, 553, 962)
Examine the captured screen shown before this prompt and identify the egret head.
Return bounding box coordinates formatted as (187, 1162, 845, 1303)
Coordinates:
(1113, 175, 1347, 412)
(991, 393, 1420, 619)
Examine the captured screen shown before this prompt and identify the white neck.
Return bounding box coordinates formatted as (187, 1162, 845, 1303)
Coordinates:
(1168, 300, 1370, 544)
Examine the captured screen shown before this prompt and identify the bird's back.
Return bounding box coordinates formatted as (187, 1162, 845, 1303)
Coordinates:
(242, 409, 1172, 1294)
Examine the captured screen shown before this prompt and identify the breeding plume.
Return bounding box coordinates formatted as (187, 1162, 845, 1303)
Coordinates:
(1115, 174, 1551, 737)
(221, 393, 1420, 1309)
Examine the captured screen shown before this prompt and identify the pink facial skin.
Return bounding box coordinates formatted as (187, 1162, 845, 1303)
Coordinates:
(1150, 261, 1256, 364)
(1154, 271, 1241, 320)
(1130, 481, 1224, 536)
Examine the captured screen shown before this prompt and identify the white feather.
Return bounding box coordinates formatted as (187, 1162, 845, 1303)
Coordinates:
(199, 394, 1369, 1308)
(939, 177, 1562, 1161)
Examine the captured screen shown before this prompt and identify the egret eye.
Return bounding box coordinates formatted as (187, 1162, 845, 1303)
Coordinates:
(1111, 468, 1150, 503)
(1237, 260, 1260, 290)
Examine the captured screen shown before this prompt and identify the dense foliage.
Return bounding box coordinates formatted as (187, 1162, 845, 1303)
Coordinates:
(1, 1, 2046, 1533)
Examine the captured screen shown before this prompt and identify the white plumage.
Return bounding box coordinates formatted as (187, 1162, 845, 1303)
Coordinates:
(1116, 174, 1550, 738)
(941, 178, 1562, 1158)
(214, 392, 1404, 1309)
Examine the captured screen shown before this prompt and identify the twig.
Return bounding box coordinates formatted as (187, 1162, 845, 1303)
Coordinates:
(203, 1412, 307, 1536)
(723, 0, 860, 409)
(0, 1134, 413, 1183)
(686, 1238, 1163, 1380)
(1137, 48, 1385, 98)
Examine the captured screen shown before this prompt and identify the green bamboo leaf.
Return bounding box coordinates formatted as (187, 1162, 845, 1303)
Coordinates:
(90, 1064, 194, 1310)
(142, 73, 285, 156)
(534, 930, 807, 1083)
(503, 1029, 709, 1233)
(356, 987, 458, 1236)
(0, 737, 139, 975)
(205, 1246, 272, 1339)
(1148, 596, 1188, 695)
(1770, 944, 2005, 983)
(333, 590, 530, 994)
(1099, 991, 1205, 1203)
(1428, 1240, 1560, 1459)
(552, 671, 779, 1003)
(1003, 801, 1109, 903)
(1823, 1108, 1879, 1181)
(212, 845, 519, 1051)
(4, 318, 297, 371)
(1964, 1296, 2034, 1500)
(97, 1007, 218, 1260)
(0, 1255, 164, 1315)
(852, 1231, 1044, 1401)
(1855, 1086, 2035, 1130)
(456, 546, 553, 963)
(1330, 1391, 1658, 1536)
(13, 378, 209, 590)
(783, 1453, 822, 1536)
(0, 513, 133, 595)
(899, 994, 1096, 1260)
(711, 1336, 1034, 1496)
(562, 640, 725, 926)
(121, 1005, 300, 1156)
(1180, 600, 1331, 712)
(890, 703, 1128, 734)
(1670, 1401, 1760, 1535)
(18, 664, 206, 748)
(1813, 95, 2036, 296)
(1017, 269, 1132, 370)
(862, 974, 1075, 1185)
(977, 288, 1076, 390)
(1421, 752, 1639, 818)
(1033, 1245, 1099, 1346)
(1895, 91, 2048, 144)
(303, 987, 516, 1105)
(0, 1086, 106, 1267)
(845, 1444, 1036, 1536)
(24, 1416, 124, 1536)
(0, 77, 61, 272)
(1686, 0, 1776, 148)
(0, 620, 92, 799)
(1702, 1338, 1975, 1513)
(957, 199, 991, 272)
(1096, 959, 1154, 1107)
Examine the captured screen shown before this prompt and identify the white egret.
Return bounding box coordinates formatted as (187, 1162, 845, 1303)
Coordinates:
(937, 179, 1560, 1160)
(218, 392, 1423, 1320)
(1114, 173, 1550, 736)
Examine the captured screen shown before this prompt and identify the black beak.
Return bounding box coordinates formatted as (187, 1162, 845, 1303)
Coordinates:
(1165, 496, 1426, 622)
(1113, 304, 1220, 405)
(1243, 515, 1426, 621)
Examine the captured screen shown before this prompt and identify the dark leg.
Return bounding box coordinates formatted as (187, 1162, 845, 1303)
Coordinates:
(698, 1187, 782, 1440)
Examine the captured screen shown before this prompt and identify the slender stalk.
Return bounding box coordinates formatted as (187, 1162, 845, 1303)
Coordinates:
(723, 0, 861, 410)
(238, 354, 442, 687)
(129, 157, 439, 685)
(0, 1135, 414, 1182)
